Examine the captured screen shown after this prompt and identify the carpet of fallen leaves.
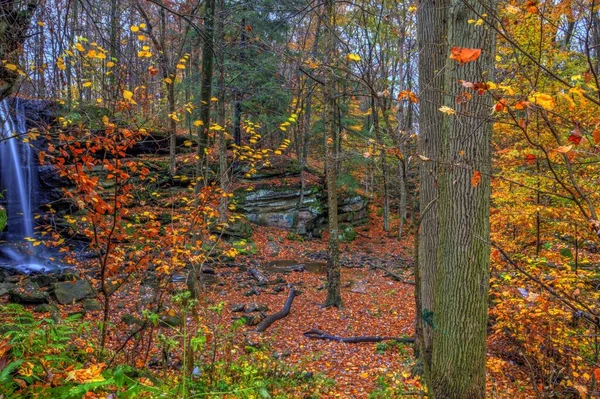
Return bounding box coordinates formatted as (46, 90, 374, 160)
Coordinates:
(5, 203, 537, 398)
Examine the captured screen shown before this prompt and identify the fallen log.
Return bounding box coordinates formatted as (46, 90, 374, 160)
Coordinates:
(255, 287, 296, 332)
(303, 329, 414, 344)
(371, 264, 415, 285)
(248, 268, 269, 286)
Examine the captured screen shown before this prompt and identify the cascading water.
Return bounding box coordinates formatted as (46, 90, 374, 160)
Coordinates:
(0, 98, 61, 274)
(0, 98, 36, 242)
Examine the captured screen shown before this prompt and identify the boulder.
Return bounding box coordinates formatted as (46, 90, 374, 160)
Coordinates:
(82, 298, 102, 311)
(9, 280, 49, 304)
(30, 274, 58, 288)
(53, 280, 95, 304)
(0, 282, 16, 296)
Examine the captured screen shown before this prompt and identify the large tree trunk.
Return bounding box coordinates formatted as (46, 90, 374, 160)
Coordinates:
(423, 0, 497, 397)
(416, 0, 447, 380)
(323, 0, 341, 309)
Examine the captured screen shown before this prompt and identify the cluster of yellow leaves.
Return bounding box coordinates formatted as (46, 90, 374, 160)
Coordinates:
(65, 363, 106, 383)
(2, 60, 26, 76)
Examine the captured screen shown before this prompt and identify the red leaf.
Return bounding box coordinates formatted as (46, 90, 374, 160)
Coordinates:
(525, 154, 536, 164)
(568, 134, 582, 145)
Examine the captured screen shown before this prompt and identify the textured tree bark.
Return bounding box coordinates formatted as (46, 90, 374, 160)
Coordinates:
(323, 0, 342, 309)
(195, 0, 216, 191)
(216, 0, 228, 220)
(416, 0, 448, 382)
(429, 0, 496, 397)
(0, 0, 37, 100)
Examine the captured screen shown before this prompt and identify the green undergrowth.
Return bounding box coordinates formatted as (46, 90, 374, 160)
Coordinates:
(0, 301, 327, 398)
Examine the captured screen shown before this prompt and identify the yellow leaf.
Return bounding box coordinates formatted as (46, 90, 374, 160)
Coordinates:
(83, 81, 92, 87)
(193, 120, 204, 126)
(75, 43, 85, 52)
(528, 92, 555, 110)
(123, 90, 136, 104)
(438, 105, 456, 115)
(4, 64, 18, 71)
(176, 64, 186, 69)
(130, 25, 140, 32)
(106, 61, 115, 68)
(66, 363, 106, 383)
(37, 21, 45, 27)
(139, 23, 147, 29)
(555, 145, 573, 154)
(164, 77, 173, 84)
(184, 140, 193, 147)
(346, 53, 361, 62)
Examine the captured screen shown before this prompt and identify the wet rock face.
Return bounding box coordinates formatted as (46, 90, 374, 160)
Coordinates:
(234, 184, 368, 236)
(5, 98, 56, 130)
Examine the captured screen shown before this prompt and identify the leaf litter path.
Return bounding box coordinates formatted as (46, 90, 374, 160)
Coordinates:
(205, 218, 422, 398)
(207, 217, 532, 398)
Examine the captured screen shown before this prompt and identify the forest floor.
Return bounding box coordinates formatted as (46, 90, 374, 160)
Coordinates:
(1, 205, 535, 398)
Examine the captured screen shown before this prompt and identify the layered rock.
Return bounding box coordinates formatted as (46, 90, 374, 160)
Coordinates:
(234, 183, 368, 237)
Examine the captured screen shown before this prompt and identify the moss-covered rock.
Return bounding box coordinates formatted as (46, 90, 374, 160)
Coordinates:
(53, 280, 95, 304)
(338, 225, 357, 242)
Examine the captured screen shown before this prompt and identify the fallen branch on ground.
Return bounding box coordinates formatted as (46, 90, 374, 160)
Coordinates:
(371, 264, 415, 285)
(248, 268, 269, 286)
(303, 329, 414, 344)
(255, 287, 296, 332)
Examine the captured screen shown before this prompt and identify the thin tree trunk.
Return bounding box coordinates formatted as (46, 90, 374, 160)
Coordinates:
(195, 0, 216, 192)
(323, 0, 341, 309)
(216, 0, 228, 220)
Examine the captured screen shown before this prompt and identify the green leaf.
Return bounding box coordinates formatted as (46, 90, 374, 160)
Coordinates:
(258, 386, 272, 398)
(560, 248, 573, 258)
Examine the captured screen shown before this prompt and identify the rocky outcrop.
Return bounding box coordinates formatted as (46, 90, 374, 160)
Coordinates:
(235, 185, 323, 235)
(234, 183, 368, 237)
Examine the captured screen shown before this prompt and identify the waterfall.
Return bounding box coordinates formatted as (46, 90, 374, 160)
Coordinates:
(0, 98, 37, 242)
